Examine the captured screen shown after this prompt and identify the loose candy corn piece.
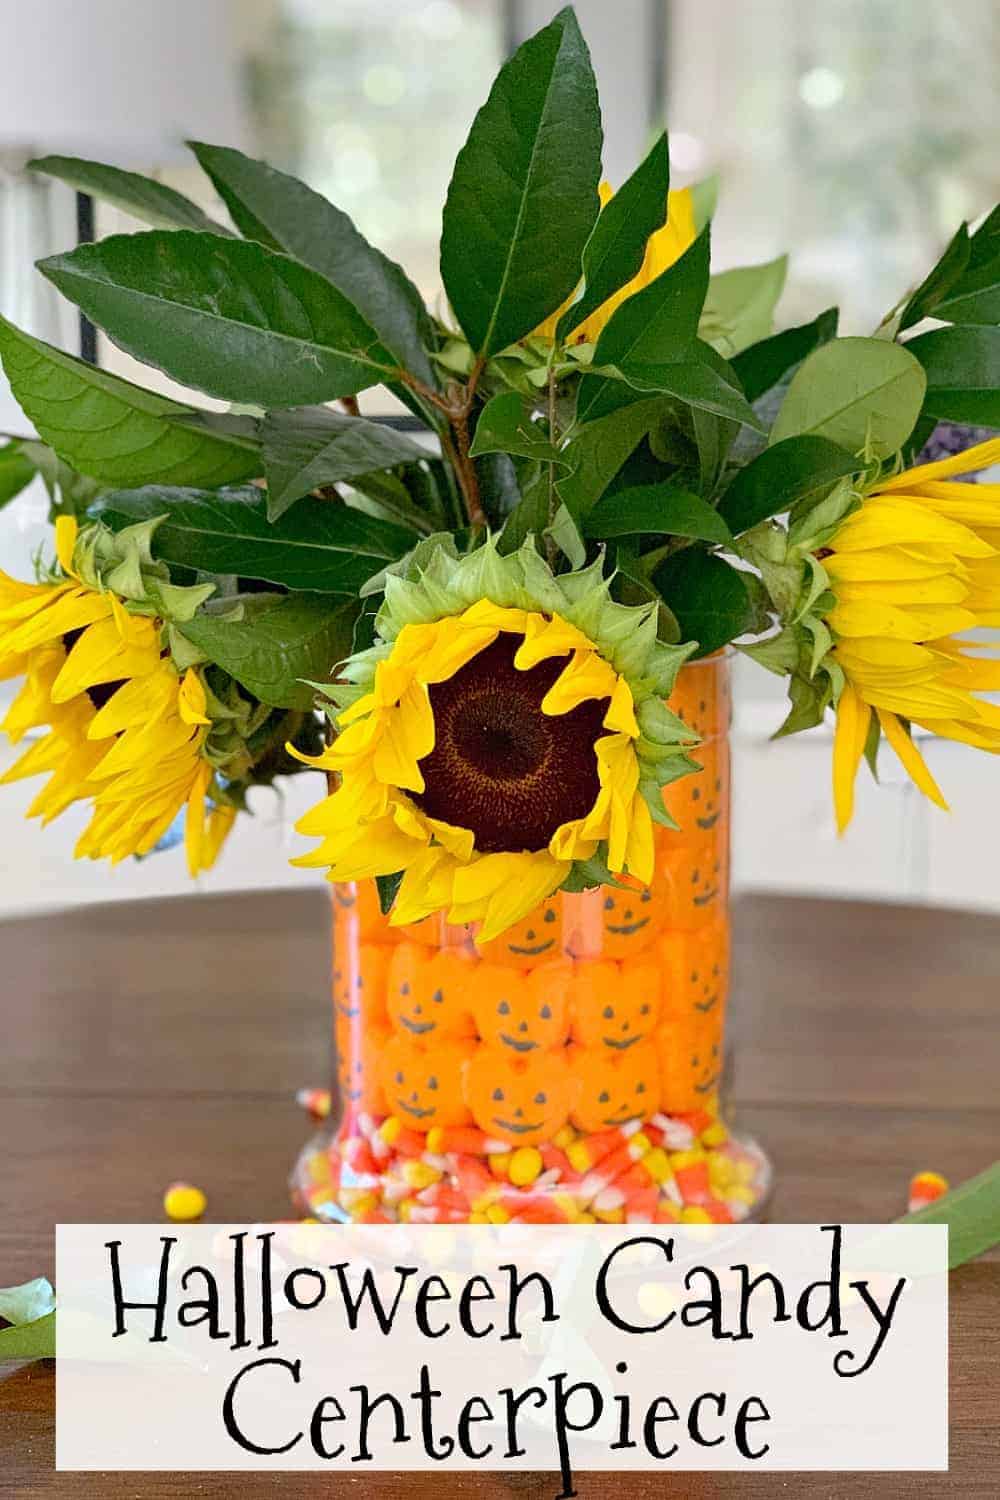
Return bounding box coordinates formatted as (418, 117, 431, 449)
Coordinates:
(908, 1170, 949, 1212)
(296, 1087, 332, 1120)
(164, 1182, 207, 1222)
(426, 1125, 489, 1155)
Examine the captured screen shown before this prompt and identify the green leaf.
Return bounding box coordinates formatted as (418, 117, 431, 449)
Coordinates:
(180, 595, 357, 710)
(498, 471, 549, 554)
(576, 227, 711, 423)
(968, 205, 1000, 270)
(906, 325, 1000, 426)
(934, 253, 1000, 328)
(95, 485, 417, 594)
(557, 398, 667, 521)
(376, 870, 405, 915)
(771, 337, 926, 458)
(0, 441, 36, 509)
(0, 1310, 55, 1361)
(29, 154, 229, 234)
(262, 406, 428, 521)
(731, 307, 839, 404)
(718, 435, 860, 536)
(699, 256, 787, 358)
(38, 232, 402, 409)
(651, 548, 750, 656)
(187, 143, 436, 390)
(898, 223, 970, 332)
(545, 502, 587, 569)
(440, 7, 602, 356)
(617, 343, 764, 431)
(469, 392, 568, 467)
(900, 1160, 1000, 1269)
(0, 314, 260, 488)
(584, 484, 732, 543)
(774, 670, 830, 737)
(555, 133, 670, 342)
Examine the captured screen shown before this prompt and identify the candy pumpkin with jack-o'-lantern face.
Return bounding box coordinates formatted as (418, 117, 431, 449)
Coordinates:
(336, 1021, 390, 1115)
(465, 1047, 577, 1145)
(333, 941, 390, 1025)
(659, 918, 730, 1023)
(662, 738, 730, 838)
(588, 880, 669, 960)
(569, 1041, 660, 1132)
(656, 1009, 724, 1112)
(666, 656, 731, 741)
(569, 958, 661, 1050)
(387, 943, 476, 1040)
(472, 959, 573, 1054)
(660, 841, 726, 929)
(474, 896, 563, 968)
(380, 1034, 475, 1130)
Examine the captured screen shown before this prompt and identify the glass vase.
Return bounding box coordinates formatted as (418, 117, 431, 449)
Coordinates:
(292, 654, 771, 1225)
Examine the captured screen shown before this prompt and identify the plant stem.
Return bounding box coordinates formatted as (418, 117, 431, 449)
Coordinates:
(398, 358, 487, 529)
(545, 362, 559, 568)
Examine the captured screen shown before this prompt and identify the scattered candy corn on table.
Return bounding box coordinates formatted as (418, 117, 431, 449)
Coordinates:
(2, 887, 999, 1498)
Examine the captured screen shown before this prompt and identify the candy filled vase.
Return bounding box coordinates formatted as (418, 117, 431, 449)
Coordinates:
(292, 654, 771, 1226)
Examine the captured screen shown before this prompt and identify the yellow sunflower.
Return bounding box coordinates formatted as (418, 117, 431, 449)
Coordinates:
(293, 540, 697, 940)
(822, 436, 1000, 830)
(533, 182, 697, 344)
(0, 514, 235, 873)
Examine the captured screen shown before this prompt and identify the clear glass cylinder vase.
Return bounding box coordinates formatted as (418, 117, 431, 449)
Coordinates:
(292, 654, 771, 1225)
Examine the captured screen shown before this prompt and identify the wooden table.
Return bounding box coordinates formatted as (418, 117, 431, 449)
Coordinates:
(1, 889, 997, 1497)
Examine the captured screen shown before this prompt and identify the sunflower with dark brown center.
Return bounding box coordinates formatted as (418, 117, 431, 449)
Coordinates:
(294, 539, 699, 940)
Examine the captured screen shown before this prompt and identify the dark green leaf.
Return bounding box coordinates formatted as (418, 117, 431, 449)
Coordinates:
(440, 7, 601, 356)
(968, 205, 1000, 270)
(556, 397, 667, 521)
(900, 1160, 1000, 1269)
(0, 314, 260, 488)
(187, 143, 436, 389)
(699, 256, 787, 358)
(771, 337, 926, 457)
(934, 250, 1000, 327)
(618, 344, 763, 431)
(731, 307, 838, 404)
(906, 325, 1000, 427)
(0, 441, 36, 509)
(95, 485, 417, 594)
(469, 391, 568, 467)
(180, 595, 357, 709)
(774, 671, 829, 737)
(38, 233, 402, 409)
(376, 870, 405, 915)
(718, 435, 860, 535)
(499, 472, 549, 554)
(0, 1310, 55, 1361)
(576, 228, 711, 423)
(584, 484, 732, 543)
(555, 133, 670, 342)
(29, 155, 229, 233)
(651, 547, 750, 656)
(262, 406, 428, 520)
(898, 223, 970, 331)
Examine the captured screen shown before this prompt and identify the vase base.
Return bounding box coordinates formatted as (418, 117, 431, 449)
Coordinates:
(291, 1109, 772, 1227)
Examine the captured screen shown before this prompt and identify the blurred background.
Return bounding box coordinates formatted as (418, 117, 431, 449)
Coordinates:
(2, 0, 998, 914)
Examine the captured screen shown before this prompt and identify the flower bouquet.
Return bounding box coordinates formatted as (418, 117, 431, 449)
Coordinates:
(3, 5, 1000, 1228)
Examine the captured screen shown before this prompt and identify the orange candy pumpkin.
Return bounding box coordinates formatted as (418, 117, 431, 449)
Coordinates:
(465, 1047, 578, 1145)
(666, 655, 731, 741)
(472, 959, 573, 1054)
(660, 841, 726, 929)
(380, 1034, 475, 1130)
(337, 1021, 390, 1116)
(569, 1041, 660, 1132)
(387, 942, 476, 1041)
(662, 737, 730, 839)
(569, 958, 661, 1050)
(474, 896, 564, 968)
(333, 940, 390, 1025)
(659, 918, 730, 1024)
(656, 1010, 724, 1113)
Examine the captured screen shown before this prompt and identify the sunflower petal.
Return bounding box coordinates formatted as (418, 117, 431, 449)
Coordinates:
(876, 709, 949, 811)
(832, 682, 871, 833)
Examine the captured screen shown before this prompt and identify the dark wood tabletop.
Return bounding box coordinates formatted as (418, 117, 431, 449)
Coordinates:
(1, 888, 997, 1498)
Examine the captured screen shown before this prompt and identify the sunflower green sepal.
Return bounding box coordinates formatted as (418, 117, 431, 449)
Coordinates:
(70, 516, 215, 623)
(293, 537, 702, 941)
